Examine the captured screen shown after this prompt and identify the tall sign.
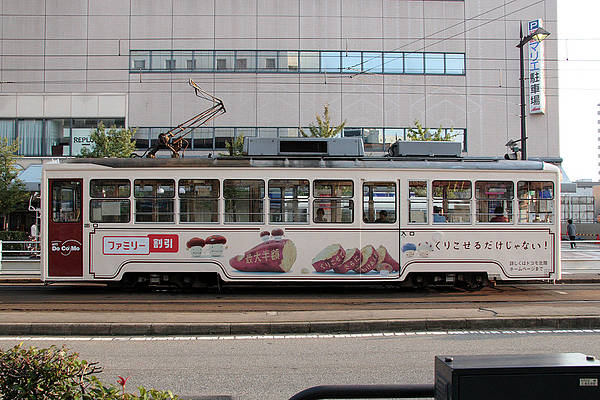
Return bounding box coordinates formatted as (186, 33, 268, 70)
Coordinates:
(528, 19, 546, 114)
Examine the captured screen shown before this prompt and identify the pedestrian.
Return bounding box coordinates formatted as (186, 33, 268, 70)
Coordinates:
(433, 206, 447, 223)
(567, 219, 576, 249)
(374, 210, 388, 223)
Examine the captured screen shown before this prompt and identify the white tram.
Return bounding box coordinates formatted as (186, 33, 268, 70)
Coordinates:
(41, 144, 561, 290)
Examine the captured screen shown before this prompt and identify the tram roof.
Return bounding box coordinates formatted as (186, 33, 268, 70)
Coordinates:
(58, 156, 556, 171)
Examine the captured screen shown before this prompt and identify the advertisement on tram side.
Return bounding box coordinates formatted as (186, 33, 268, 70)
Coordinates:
(399, 228, 556, 279)
(93, 227, 400, 280)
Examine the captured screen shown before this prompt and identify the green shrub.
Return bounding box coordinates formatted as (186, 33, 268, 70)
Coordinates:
(0, 344, 180, 400)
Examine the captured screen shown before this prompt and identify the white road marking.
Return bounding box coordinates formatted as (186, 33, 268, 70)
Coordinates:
(1, 329, 600, 342)
(554, 291, 569, 295)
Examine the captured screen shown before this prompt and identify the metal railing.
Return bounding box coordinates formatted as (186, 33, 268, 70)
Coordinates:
(0, 240, 40, 260)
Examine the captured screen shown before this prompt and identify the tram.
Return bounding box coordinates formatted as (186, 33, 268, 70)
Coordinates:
(40, 139, 561, 290)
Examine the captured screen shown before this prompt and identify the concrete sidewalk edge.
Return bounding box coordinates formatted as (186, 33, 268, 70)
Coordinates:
(1, 316, 600, 336)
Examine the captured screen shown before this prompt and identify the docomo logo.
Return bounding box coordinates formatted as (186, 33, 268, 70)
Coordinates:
(51, 239, 82, 256)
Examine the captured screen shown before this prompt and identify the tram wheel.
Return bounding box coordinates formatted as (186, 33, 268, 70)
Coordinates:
(457, 273, 487, 291)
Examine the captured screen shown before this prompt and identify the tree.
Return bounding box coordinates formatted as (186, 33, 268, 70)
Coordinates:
(0, 138, 28, 230)
(406, 120, 456, 141)
(223, 134, 245, 157)
(79, 122, 137, 158)
(299, 104, 346, 138)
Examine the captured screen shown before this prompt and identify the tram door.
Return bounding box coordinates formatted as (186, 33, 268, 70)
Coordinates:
(48, 179, 83, 277)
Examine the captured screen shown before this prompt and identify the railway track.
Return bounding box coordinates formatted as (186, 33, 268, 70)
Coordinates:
(1, 283, 600, 313)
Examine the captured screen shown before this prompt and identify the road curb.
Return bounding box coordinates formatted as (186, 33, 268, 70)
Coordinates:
(2, 317, 600, 336)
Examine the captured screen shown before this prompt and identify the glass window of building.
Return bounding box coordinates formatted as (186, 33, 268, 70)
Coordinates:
(517, 181, 554, 223)
(215, 51, 235, 71)
(151, 51, 172, 70)
(179, 179, 219, 223)
(269, 180, 309, 223)
(313, 180, 353, 223)
(299, 51, 320, 72)
(215, 128, 234, 149)
(363, 182, 396, 223)
(383, 53, 403, 73)
(408, 181, 428, 224)
(405, 53, 424, 74)
(235, 51, 256, 71)
(445, 53, 465, 75)
(363, 128, 384, 151)
(224, 180, 265, 223)
(363, 52, 383, 73)
(279, 51, 299, 71)
(475, 181, 513, 223)
(173, 51, 193, 70)
(258, 128, 278, 138)
(131, 51, 150, 70)
(384, 129, 404, 151)
(192, 127, 213, 150)
(90, 179, 130, 223)
(342, 52, 362, 73)
(134, 179, 175, 223)
(425, 53, 445, 74)
(193, 51, 214, 71)
(321, 51, 341, 72)
(432, 180, 471, 223)
(258, 51, 278, 70)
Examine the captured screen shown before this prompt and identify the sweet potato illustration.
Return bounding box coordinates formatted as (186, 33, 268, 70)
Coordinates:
(312, 244, 346, 272)
(229, 239, 297, 273)
(333, 248, 362, 274)
(375, 245, 400, 272)
(354, 245, 380, 274)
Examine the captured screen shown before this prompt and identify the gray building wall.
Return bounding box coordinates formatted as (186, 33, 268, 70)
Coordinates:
(0, 0, 559, 159)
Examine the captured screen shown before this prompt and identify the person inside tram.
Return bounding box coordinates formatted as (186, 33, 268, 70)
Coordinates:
(433, 206, 447, 223)
(315, 207, 327, 222)
(490, 206, 509, 222)
(374, 210, 388, 223)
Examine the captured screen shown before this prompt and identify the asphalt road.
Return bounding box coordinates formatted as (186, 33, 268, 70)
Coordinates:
(2, 331, 599, 399)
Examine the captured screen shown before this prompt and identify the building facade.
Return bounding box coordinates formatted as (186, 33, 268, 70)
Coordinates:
(0, 0, 559, 161)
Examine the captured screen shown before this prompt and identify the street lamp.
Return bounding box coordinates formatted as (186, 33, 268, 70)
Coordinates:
(516, 23, 550, 160)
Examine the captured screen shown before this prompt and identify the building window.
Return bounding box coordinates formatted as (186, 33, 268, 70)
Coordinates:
(130, 50, 466, 76)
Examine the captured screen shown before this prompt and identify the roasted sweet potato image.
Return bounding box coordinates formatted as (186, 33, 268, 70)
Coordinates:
(375, 245, 399, 272)
(229, 239, 297, 273)
(333, 248, 362, 274)
(312, 244, 345, 272)
(354, 245, 380, 274)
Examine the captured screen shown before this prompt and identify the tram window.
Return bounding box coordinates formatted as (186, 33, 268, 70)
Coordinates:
(90, 200, 130, 223)
(363, 182, 396, 223)
(517, 181, 554, 223)
(408, 180, 428, 224)
(179, 179, 219, 223)
(90, 179, 130, 198)
(432, 180, 471, 223)
(475, 181, 513, 223)
(134, 179, 175, 223)
(224, 179, 264, 223)
(269, 179, 309, 223)
(313, 180, 353, 223)
(51, 181, 81, 223)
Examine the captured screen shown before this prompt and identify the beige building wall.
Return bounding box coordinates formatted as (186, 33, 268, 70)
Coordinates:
(0, 0, 559, 159)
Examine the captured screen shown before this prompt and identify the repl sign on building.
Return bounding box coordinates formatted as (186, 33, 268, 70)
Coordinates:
(529, 19, 546, 114)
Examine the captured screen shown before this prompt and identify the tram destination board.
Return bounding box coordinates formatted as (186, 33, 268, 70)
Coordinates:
(434, 353, 600, 399)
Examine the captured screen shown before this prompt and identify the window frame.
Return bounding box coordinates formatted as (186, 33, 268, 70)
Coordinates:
(313, 179, 354, 224)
